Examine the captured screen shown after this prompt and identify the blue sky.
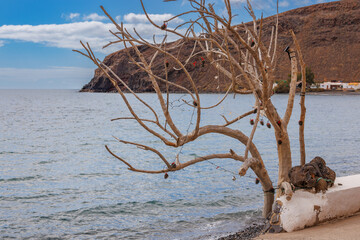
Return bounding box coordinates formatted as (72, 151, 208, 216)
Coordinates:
(0, 0, 335, 89)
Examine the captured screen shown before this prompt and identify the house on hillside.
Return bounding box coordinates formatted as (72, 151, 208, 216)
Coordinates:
(343, 82, 360, 91)
(348, 83, 360, 90)
(319, 82, 360, 91)
(319, 82, 344, 90)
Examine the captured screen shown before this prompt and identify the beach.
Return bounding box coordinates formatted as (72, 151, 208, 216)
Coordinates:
(256, 212, 360, 240)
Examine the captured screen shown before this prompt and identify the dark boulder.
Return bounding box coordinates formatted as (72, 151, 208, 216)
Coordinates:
(288, 156, 336, 193)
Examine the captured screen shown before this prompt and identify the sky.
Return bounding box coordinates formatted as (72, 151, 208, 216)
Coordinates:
(0, 0, 335, 89)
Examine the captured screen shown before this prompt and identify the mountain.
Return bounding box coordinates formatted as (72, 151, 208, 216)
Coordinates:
(80, 0, 360, 93)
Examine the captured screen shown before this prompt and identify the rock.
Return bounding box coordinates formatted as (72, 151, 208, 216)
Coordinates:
(315, 178, 328, 193)
(267, 201, 284, 233)
(288, 156, 336, 193)
(218, 220, 267, 240)
(311, 157, 336, 187)
(81, 1, 360, 93)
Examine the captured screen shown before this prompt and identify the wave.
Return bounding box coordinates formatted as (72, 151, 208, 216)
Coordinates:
(0, 175, 42, 183)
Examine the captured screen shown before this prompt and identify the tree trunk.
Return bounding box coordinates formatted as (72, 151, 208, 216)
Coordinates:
(275, 130, 292, 192)
(263, 101, 293, 197)
(252, 162, 274, 217)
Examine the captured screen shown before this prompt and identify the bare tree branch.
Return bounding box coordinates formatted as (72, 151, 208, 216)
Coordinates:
(222, 109, 257, 127)
(113, 136, 171, 168)
(75, 0, 308, 217)
(291, 30, 307, 166)
(239, 157, 259, 176)
(283, 46, 298, 126)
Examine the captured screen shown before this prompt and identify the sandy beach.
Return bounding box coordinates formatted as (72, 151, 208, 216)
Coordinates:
(255, 212, 360, 240)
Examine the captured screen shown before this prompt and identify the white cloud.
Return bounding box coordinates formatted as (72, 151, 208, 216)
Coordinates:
(229, 0, 274, 11)
(279, 1, 290, 7)
(69, 13, 80, 20)
(123, 13, 183, 24)
(294, 0, 312, 5)
(230, 0, 328, 10)
(291, 0, 333, 6)
(62, 13, 80, 21)
(0, 22, 115, 52)
(0, 21, 182, 53)
(83, 13, 108, 21)
(0, 67, 94, 89)
(116, 15, 121, 22)
(62, 13, 107, 22)
(0, 40, 4, 47)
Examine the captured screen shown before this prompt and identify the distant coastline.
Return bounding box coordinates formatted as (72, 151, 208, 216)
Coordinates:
(79, 89, 360, 95)
(305, 90, 360, 96)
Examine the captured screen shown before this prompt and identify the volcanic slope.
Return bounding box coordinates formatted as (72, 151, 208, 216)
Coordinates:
(81, 1, 360, 92)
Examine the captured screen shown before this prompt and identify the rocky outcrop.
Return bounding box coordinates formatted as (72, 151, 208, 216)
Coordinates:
(81, 1, 360, 92)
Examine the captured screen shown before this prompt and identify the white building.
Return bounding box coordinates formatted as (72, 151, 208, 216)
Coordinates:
(345, 82, 360, 90)
(319, 82, 344, 90)
(319, 82, 360, 91)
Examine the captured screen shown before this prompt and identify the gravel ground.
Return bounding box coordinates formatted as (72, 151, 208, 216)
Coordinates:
(218, 219, 267, 240)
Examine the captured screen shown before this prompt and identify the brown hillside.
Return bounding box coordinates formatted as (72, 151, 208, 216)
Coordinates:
(81, 0, 360, 92)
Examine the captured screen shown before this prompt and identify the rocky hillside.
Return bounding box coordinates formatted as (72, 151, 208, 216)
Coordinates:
(81, 0, 360, 92)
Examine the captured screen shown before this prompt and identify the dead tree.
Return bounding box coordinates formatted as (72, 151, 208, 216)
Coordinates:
(74, 0, 307, 217)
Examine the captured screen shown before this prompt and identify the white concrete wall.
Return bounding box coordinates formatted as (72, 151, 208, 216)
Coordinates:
(278, 174, 360, 232)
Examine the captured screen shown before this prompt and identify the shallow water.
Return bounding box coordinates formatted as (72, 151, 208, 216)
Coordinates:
(0, 90, 359, 239)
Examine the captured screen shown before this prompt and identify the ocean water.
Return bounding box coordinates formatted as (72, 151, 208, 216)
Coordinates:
(0, 90, 359, 239)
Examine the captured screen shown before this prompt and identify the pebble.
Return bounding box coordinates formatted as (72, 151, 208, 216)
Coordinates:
(218, 220, 266, 240)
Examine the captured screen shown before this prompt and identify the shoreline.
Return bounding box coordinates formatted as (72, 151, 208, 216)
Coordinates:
(78, 89, 360, 95)
(218, 212, 360, 240)
(218, 218, 267, 240)
(305, 90, 360, 95)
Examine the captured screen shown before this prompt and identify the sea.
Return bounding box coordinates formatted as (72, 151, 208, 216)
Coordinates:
(1, 89, 359, 239)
